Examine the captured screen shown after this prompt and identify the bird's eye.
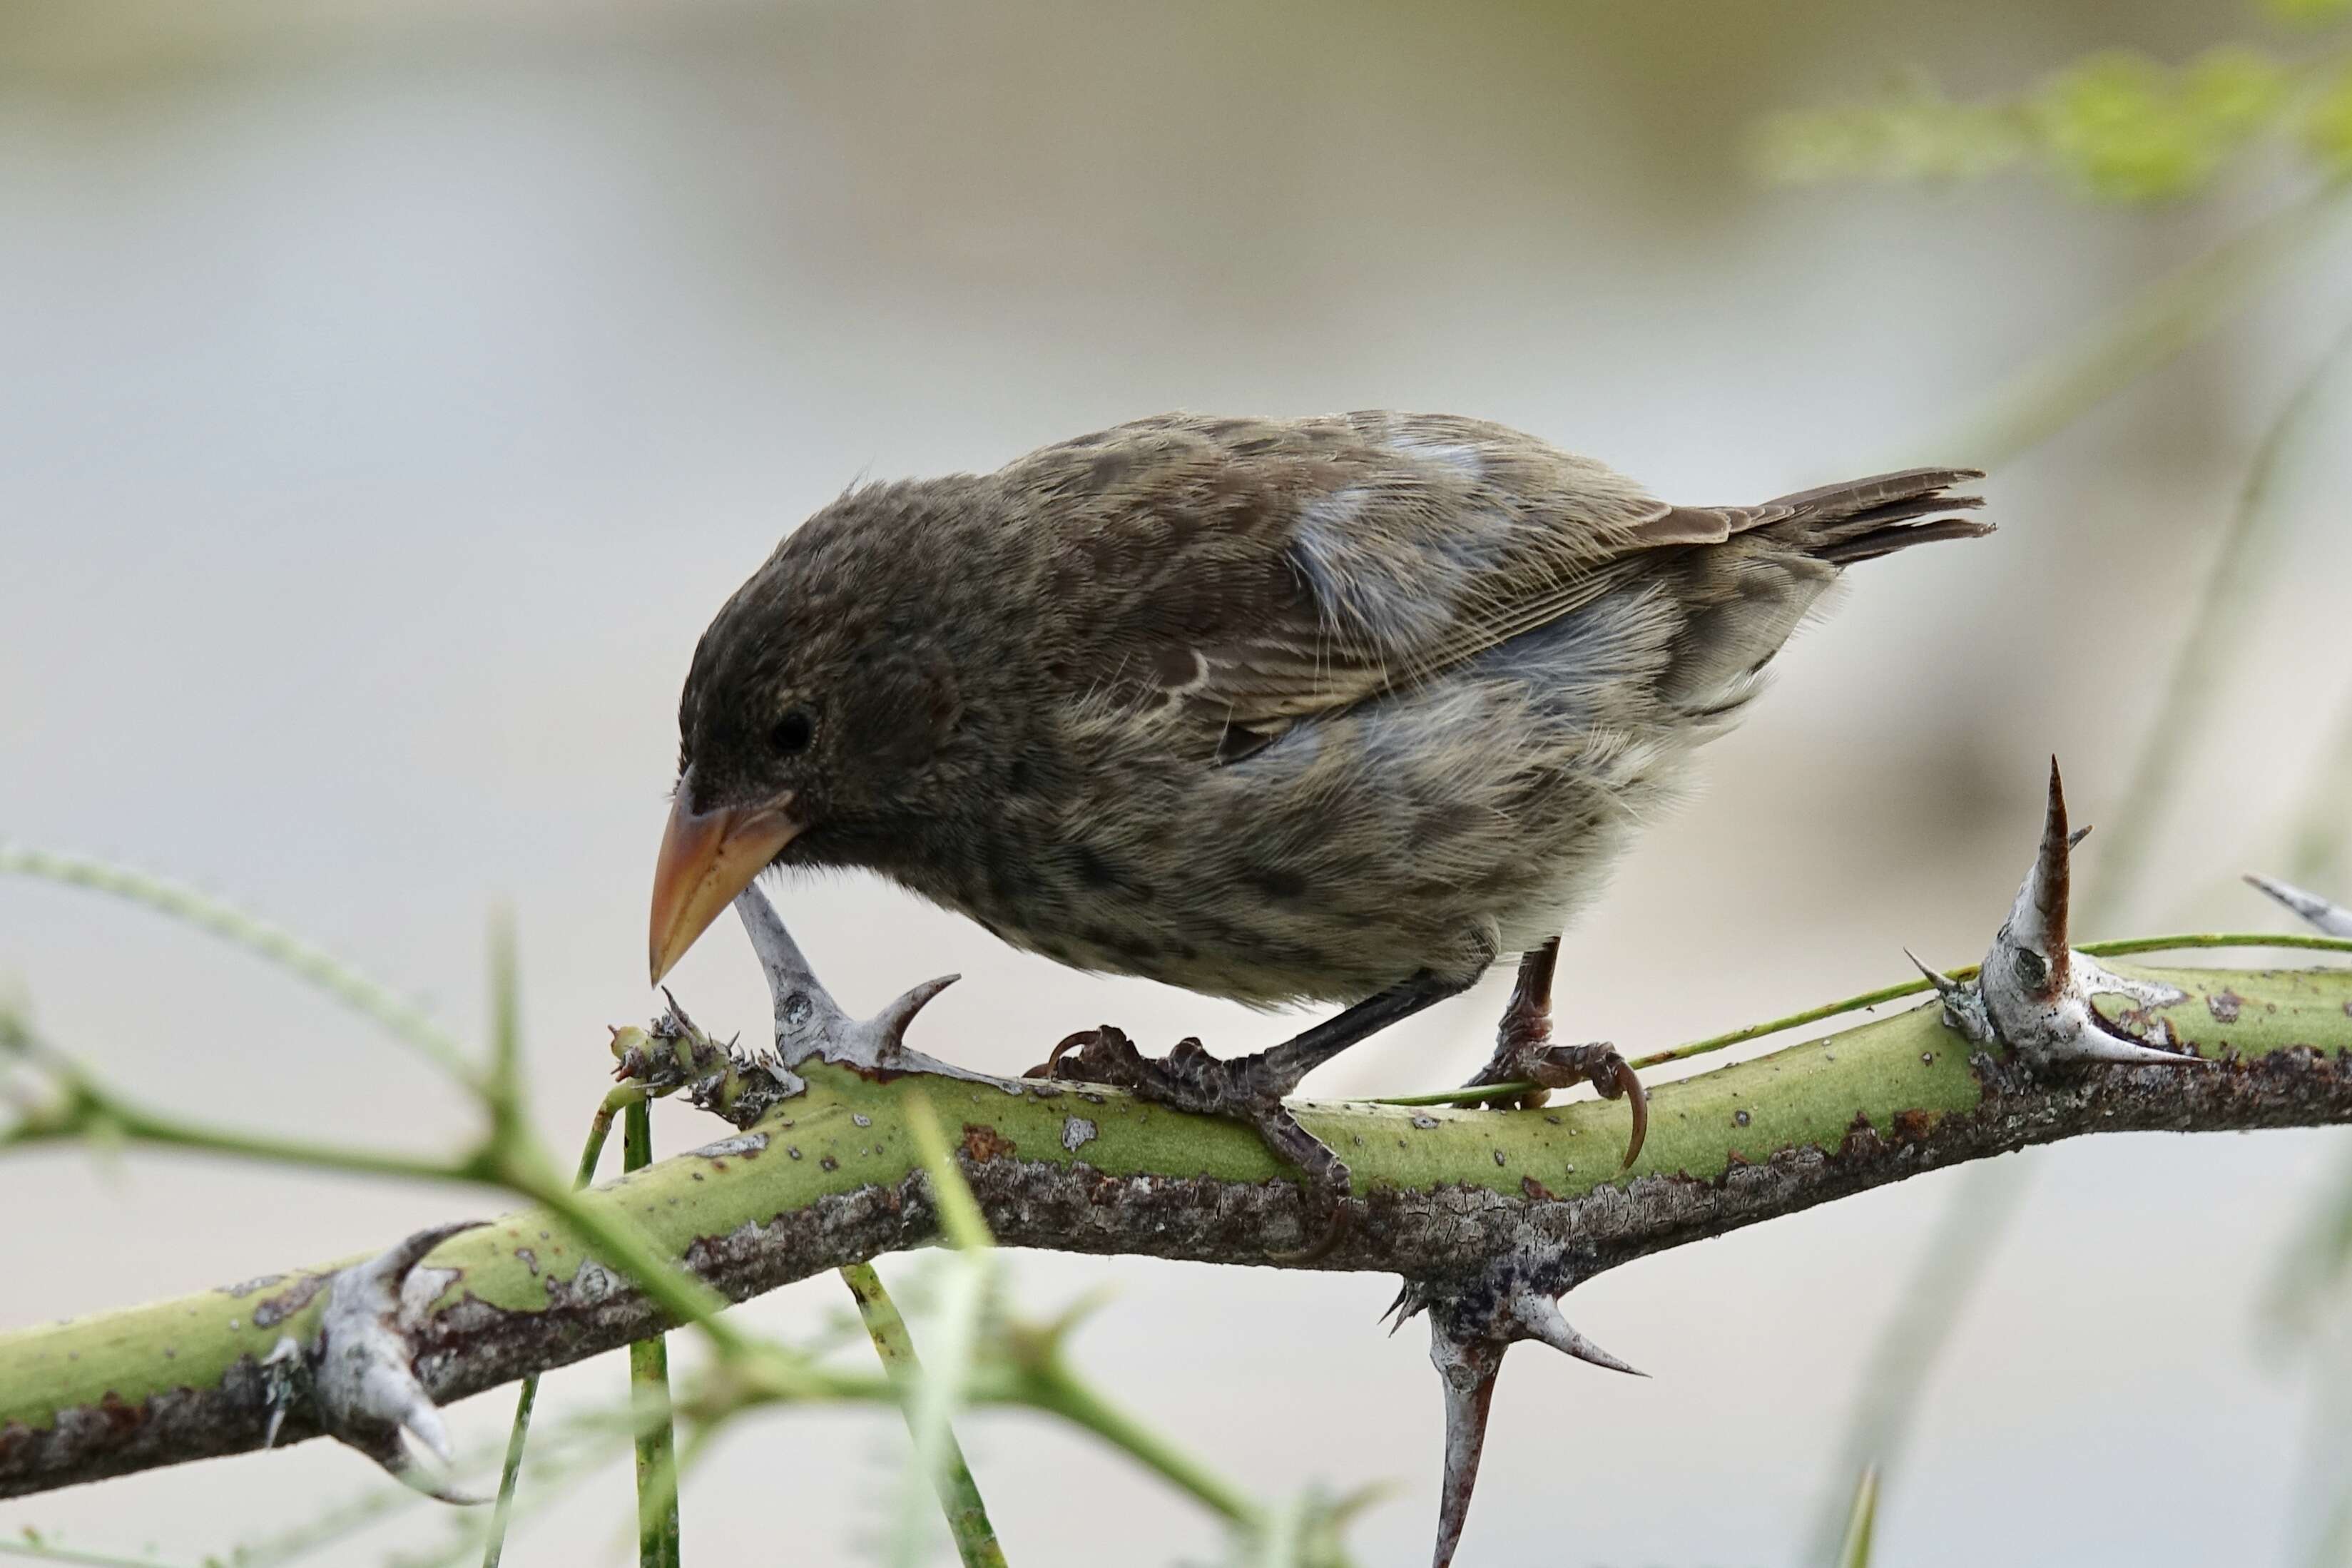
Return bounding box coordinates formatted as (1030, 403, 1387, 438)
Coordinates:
(770, 709, 814, 754)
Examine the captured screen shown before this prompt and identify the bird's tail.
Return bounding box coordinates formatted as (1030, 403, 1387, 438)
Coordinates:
(1758, 467, 1992, 566)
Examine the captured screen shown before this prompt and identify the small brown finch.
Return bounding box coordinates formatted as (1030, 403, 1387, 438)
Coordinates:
(648, 412, 1988, 1222)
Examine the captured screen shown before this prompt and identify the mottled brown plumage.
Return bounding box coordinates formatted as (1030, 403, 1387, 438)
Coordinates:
(648, 410, 1990, 1221)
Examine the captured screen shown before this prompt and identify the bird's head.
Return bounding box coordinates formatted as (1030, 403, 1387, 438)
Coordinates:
(646, 518, 964, 985)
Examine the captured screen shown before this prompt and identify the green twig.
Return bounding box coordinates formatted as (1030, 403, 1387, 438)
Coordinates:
(0, 845, 480, 1086)
(842, 1263, 1010, 1568)
(1001, 1340, 1263, 1532)
(2079, 314, 2352, 934)
(895, 1094, 1002, 1568)
(1836, 1465, 1880, 1568)
(482, 1086, 636, 1568)
(625, 1098, 683, 1568)
(0, 1544, 199, 1568)
(1920, 180, 2352, 469)
(1380, 930, 2352, 1107)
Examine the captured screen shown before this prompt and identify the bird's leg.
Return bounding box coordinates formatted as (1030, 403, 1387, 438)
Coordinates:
(1462, 937, 1648, 1167)
(1029, 971, 1472, 1258)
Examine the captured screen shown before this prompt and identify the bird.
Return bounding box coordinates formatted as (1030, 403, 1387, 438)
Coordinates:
(647, 410, 1989, 1229)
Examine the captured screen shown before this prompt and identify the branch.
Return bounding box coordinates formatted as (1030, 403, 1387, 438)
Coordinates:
(4, 765, 2351, 1564)
(8, 978, 2348, 1483)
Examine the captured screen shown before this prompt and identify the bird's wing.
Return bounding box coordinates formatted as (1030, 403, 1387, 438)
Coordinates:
(997, 411, 1748, 736)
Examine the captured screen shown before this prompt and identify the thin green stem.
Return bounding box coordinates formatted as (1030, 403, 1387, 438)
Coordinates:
(2077, 314, 2352, 934)
(2286, 653, 2352, 892)
(608, 1423, 720, 1568)
(0, 845, 481, 1086)
(842, 1263, 1010, 1568)
(906, 1091, 994, 1251)
(75, 1096, 479, 1187)
(1012, 1353, 1263, 1532)
(625, 1098, 683, 1568)
(229, 1478, 422, 1568)
(479, 1375, 539, 1568)
(482, 1086, 636, 1568)
(523, 1180, 748, 1355)
(1923, 180, 2352, 469)
(1836, 1465, 1880, 1568)
(0, 1546, 198, 1568)
(485, 910, 523, 1124)
(1379, 931, 2352, 1107)
(894, 1094, 1002, 1568)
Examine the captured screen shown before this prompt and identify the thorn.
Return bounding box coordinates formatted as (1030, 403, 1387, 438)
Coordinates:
(1428, 1330, 1503, 1568)
(2245, 873, 2352, 937)
(358, 1219, 482, 1289)
(732, 884, 841, 1021)
(2067, 825, 2092, 849)
(1974, 769, 2194, 1064)
(260, 1336, 300, 1449)
(1904, 949, 1958, 997)
(384, 1451, 488, 1507)
(2066, 1027, 2208, 1067)
(2010, 757, 2074, 991)
(1510, 1292, 1646, 1378)
(1381, 1279, 1437, 1335)
(872, 974, 959, 1046)
(400, 1400, 457, 1466)
(307, 1220, 490, 1505)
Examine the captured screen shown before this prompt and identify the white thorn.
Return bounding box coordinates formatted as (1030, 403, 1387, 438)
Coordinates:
(1510, 1293, 1646, 1378)
(733, 884, 842, 1022)
(400, 1398, 457, 1466)
(872, 974, 959, 1046)
(1427, 1328, 1502, 1568)
(309, 1221, 487, 1505)
(2000, 757, 2074, 993)
(2060, 1029, 2204, 1066)
(1976, 772, 2201, 1067)
(1906, 949, 1994, 1046)
(2246, 874, 2352, 937)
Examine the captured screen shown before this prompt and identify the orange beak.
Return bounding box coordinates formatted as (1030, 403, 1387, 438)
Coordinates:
(647, 788, 803, 984)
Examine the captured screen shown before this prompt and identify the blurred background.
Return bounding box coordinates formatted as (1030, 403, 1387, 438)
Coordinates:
(6, 1, 2352, 1563)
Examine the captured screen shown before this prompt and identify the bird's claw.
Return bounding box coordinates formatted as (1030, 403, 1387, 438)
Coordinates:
(1027, 1025, 1356, 1261)
(1521, 1042, 1648, 1169)
(1472, 1032, 1649, 1169)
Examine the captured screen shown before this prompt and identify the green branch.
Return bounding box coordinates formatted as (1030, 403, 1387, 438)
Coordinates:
(6, 956, 2350, 1503)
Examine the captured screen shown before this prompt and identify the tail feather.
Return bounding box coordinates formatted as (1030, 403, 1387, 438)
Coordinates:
(1815, 514, 1995, 566)
(1758, 467, 1992, 566)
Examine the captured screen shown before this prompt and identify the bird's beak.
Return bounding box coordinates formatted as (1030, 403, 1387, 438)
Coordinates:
(647, 791, 803, 984)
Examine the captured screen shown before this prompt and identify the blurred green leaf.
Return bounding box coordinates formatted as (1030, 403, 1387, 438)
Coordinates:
(2307, 66, 2352, 173)
(1760, 45, 2328, 203)
(2264, 0, 2352, 25)
(1755, 80, 2030, 186)
(2034, 49, 2290, 200)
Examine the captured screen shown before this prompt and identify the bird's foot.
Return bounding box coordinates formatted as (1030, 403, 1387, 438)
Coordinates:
(1465, 1025, 1648, 1169)
(1027, 1026, 1353, 1261)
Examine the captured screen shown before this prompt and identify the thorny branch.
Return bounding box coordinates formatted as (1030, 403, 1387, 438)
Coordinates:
(5, 762, 2352, 1567)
